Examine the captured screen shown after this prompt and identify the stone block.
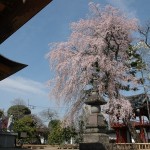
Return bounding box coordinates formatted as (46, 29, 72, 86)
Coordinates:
(87, 113, 107, 128)
(83, 133, 109, 143)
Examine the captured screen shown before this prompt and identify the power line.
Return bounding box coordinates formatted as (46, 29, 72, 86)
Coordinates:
(27, 100, 67, 110)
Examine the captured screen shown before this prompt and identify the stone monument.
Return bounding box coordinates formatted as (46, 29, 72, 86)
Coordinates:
(7, 114, 14, 132)
(0, 117, 2, 132)
(0, 115, 17, 148)
(80, 75, 109, 150)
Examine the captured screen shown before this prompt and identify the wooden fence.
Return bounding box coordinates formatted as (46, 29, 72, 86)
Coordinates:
(116, 143, 150, 150)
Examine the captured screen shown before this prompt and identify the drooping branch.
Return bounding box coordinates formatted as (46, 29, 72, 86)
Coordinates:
(138, 23, 150, 48)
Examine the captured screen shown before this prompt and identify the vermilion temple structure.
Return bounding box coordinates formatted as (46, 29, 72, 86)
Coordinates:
(0, 54, 27, 81)
(111, 94, 150, 143)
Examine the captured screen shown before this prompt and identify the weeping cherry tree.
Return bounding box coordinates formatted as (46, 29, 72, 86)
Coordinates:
(47, 2, 142, 142)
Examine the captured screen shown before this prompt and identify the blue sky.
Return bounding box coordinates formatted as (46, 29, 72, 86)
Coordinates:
(0, 0, 150, 119)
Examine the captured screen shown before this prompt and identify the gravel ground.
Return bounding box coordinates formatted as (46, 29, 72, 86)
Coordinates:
(0, 145, 79, 150)
(35, 145, 78, 150)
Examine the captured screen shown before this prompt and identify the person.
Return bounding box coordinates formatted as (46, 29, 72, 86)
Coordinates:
(7, 114, 14, 132)
(0, 117, 2, 131)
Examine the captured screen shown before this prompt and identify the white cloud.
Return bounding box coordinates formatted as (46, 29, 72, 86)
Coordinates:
(0, 76, 48, 96)
(0, 76, 68, 121)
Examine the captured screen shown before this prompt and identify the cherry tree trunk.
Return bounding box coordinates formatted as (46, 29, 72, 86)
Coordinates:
(124, 119, 143, 143)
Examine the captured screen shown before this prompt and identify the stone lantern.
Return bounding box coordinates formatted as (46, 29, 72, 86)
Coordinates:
(80, 89, 109, 150)
(84, 89, 109, 141)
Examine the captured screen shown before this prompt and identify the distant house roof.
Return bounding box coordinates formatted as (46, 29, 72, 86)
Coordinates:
(0, 0, 52, 80)
(127, 94, 149, 109)
(127, 94, 150, 117)
(0, 0, 52, 44)
(0, 54, 27, 80)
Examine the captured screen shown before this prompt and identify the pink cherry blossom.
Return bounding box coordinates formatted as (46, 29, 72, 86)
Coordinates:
(47, 2, 138, 123)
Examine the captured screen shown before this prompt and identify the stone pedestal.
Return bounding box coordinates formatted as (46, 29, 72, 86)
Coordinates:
(0, 132, 18, 147)
(85, 113, 107, 133)
(83, 133, 109, 143)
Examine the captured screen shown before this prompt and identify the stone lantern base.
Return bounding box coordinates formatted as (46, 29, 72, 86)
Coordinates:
(83, 133, 109, 143)
(79, 143, 108, 150)
(80, 133, 109, 150)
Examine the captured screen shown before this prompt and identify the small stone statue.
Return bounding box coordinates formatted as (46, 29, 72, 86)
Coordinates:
(7, 114, 14, 132)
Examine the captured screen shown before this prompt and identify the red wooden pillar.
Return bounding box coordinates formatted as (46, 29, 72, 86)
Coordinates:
(139, 111, 146, 142)
(116, 128, 127, 143)
(140, 128, 146, 142)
